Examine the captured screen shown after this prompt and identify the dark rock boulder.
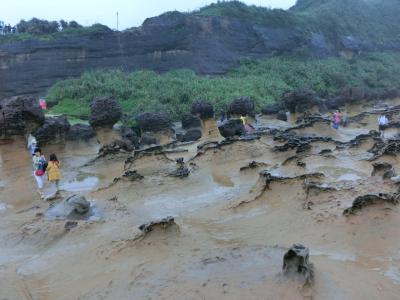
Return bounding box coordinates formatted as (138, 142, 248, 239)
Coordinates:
(261, 103, 283, 115)
(136, 112, 172, 132)
(66, 124, 95, 141)
(191, 100, 214, 119)
(277, 110, 288, 122)
(336, 86, 368, 105)
(228, 97, 255, 117)
(182, 113, 202, 129)
(33, 116, 70, 144)
(218, 119, 245, 138)
(140, 133, 158, 146)
(381, 88, 400, 100)
(282, 244, 314, 286)
(120, 126, 139, 148)
(182, 129, 202, 142)
(89, 96, 122, 128)
(282, 88, 318, 113)
(0, 95, 45, 137)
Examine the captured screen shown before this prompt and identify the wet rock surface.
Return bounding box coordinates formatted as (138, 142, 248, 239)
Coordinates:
(89, 96, 122, 128)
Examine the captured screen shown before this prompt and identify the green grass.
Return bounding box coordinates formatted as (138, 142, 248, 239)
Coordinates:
(47, 52, 400, 120)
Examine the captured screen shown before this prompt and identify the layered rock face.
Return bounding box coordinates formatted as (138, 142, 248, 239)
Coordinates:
(2, 11, 397, 98)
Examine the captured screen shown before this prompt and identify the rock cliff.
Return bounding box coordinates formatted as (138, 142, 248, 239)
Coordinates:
(1, 2, 399, 98)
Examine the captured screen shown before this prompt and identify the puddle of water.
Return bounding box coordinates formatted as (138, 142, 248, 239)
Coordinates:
(143, 186, 235, 219)
(46, 200, 103, 220)
(384, 266, 400, 284)
(311, 250, 357, 262)
(61, 177, 99, 192)
(0, 202, 10, 212)
(315, 166, 365, 182)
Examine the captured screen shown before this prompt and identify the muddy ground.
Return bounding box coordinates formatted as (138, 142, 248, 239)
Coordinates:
(1, 100, 400, 300)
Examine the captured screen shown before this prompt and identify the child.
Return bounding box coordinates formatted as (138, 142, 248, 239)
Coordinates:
(32, 148, 47, 198)
(47, 154, 61, 192)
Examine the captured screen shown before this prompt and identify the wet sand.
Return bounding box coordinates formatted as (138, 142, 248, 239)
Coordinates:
(1, 100, 400, 299)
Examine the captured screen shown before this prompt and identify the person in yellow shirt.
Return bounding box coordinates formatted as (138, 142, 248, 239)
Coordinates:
(47, 153, 61, 192)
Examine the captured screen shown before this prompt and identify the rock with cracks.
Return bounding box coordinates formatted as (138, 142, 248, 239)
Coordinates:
(89, 96, 122, 128)
(343, 193, 400, 215)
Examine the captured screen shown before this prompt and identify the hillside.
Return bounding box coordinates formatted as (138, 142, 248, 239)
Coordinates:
(1, 0, 400, 101)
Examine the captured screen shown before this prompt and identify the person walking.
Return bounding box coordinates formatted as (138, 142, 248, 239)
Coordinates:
(46, 154, 61, 193)
(332, 110, 342, 130)
(27, 134, 37, 156)
(378, 114, 389, 137)
(32, 148, 47, 198)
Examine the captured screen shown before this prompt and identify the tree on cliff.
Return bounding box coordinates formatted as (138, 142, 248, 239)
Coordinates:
(17, 18, 60, 34)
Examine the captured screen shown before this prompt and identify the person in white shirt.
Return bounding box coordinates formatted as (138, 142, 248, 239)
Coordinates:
(378, 115, 389, 137)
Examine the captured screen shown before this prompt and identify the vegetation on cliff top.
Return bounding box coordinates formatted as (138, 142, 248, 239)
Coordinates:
(48, 52, 400, 119)
(2, 0, 400, 44)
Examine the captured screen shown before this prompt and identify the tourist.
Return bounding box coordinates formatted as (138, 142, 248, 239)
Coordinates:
(46, 154, 61, 193)
(332, 109, 342, 130)
(378, 114, 389, 137)
(27, 134, 37, 155)
(32, 148, 47, 198)
(244, 118, 255, 133)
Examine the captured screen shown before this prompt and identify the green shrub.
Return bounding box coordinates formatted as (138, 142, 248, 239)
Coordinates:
(47, 52, 400, 120)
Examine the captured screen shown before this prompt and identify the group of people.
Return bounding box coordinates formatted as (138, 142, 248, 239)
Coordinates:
(28, 136, 61, 199)
(0, 23, 16, 35)
(331, 109, 389, 137)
